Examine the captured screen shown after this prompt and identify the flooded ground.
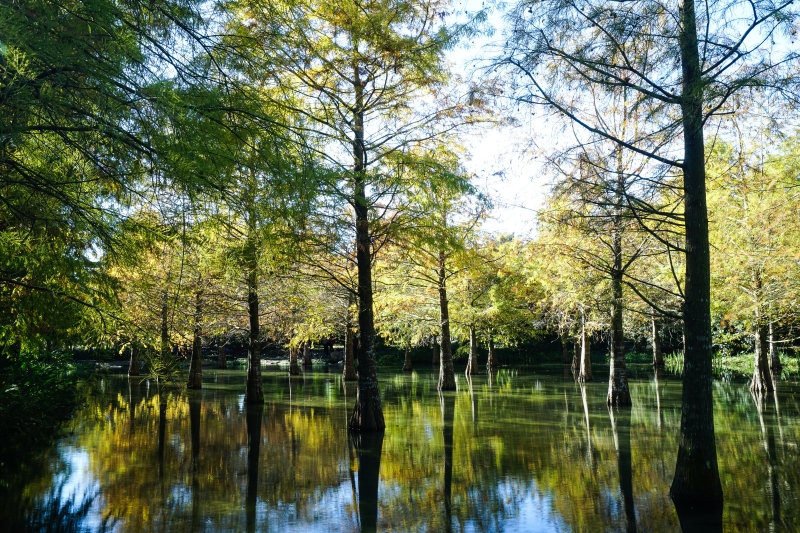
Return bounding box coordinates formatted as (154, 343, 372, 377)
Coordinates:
(2, 365, 798, 532)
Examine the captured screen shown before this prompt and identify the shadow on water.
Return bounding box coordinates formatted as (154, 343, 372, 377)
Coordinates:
(351, 430, 384, 533)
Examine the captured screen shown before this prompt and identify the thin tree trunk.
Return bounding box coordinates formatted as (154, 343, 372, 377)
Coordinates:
(348, 68, 384, 431)
(572, 339, 580, 373)
(289, 346, 300, 376)
(218, 344, 227, 370)
(343, 327, 357, 381)
(607, 223, 630, 404)
(486, 336, 497, 369)
(670, 0, 723, 507)
(561, 335, 571, 365)
(652, 317, 664, 368)
(438, 251, 456, 391)
(188, 289, 203, 390)
(302, 341, 312, 367)
(465, 326, 479, 375)
(244, 266, 263, 404)
(750, 315, 774, 395)
(128, 343, 140, 377)
(769, 322, 782, 372)
(160, 292, 169, 360)
(578, 315, 593, 382)
(432, 336, 440, 366)
(402, 341, 413, 372)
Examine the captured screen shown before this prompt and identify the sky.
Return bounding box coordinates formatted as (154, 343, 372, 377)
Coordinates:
(446, 0, 550, 238)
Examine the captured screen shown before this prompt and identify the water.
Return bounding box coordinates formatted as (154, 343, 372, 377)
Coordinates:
(2, 366, 798, 532)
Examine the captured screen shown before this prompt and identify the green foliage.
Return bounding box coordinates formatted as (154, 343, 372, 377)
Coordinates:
(0, 352, 84, 461)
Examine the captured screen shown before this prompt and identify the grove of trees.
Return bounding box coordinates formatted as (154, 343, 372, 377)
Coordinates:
(2, 0, 800, 516)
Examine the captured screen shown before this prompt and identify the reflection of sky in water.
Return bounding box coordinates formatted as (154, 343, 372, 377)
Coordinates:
(50, 445, 110, 532)
(9, 370, 800, 532)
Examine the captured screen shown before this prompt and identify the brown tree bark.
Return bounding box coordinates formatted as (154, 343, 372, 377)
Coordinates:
(348, 69, 384, 431)
(437, 251, 456, 391)
(572, 339, 580, 373)
(486, 336, 497, 369)
(244, 267, 264, 404)
(669, 0, 722, 506)
(652, 317, 664, 368)
(289, 346, 300, 376)
(217, 344, 227, 370)
(432, 336, 440, 366)
(128, 343, 140, 377)
(750, 316, 774, 395)
(343, 327, 358, 380)
(402, 342, 413, 372)
(465, 325, 479, 375)
(187, 289, 203, 390)
(607, 216, 630, 405)
(769, 322, 782, 373)
(578, 316, 593, 382)
(302, 341, 313, 367)
(160, 292, 169, 360)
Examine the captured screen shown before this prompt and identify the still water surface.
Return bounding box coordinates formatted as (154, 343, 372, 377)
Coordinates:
(4, 366, 800, 532)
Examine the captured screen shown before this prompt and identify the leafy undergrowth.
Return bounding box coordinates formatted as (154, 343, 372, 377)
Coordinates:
(0, 353, 89, 471)
(664, 351, 798, 380)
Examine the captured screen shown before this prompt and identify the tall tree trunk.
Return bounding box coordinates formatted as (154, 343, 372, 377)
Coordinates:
(432, 336, 440, 366)
(160, 292, 169, 360)
(670, 0, 723, 507)
(188, 289, 203, 390)
(343, 327, 357, 381)
(465, 325, 479, 375)
(578, 315, 593, 382)
(572, 339, 580, 373)
(217, 344, 227, 370)
(289, 346, 300, 376)
(438, 251, 456, 391)
(402, 341, 413, 372)
(486, 336, 497, 369)
(302, 341, 312, 367)
(244, 266, 264, 404)
(652, 317, 664, 368)
(769, 322, 782, 372)
(348, 68, 384, 431)
(607, 224, 630, 405)
(128, 343, 140, 377)
(750, 313, 774, 395)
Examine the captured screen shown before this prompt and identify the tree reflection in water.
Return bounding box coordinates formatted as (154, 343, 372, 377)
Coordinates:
(245, 402, 263, 533)
(609, 406, 636, 533)
(352, 430, 384, 533)
(6, 369, 800, 532)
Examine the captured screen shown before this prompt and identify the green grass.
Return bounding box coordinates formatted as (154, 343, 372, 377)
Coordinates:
(664, 351, 798, 379)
